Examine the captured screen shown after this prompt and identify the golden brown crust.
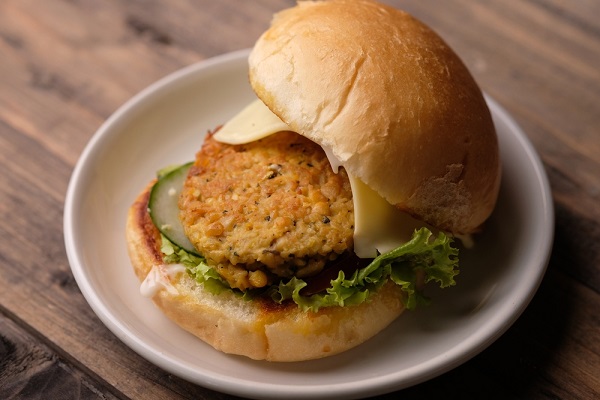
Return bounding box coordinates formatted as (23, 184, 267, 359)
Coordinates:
(179, 131, 354, 290)
(126, 184, 406, 362)
(249, 0, 501, 234)
(127, 181, 162, 282)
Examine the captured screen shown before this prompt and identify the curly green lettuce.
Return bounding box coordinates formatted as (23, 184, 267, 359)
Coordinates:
(160, 227, 459, 312)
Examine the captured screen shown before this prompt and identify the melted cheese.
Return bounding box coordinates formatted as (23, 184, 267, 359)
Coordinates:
(214, 99, 290, 144)
(348, 175, 430, 258)
(213, 100, 431, 257)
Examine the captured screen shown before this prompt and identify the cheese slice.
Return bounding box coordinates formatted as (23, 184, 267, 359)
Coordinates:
(213, 99, 426, 257)
(214, 99, 290, 144)
(348, 174, 430, 258)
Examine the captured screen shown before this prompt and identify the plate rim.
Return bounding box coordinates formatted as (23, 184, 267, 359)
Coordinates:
(64, 49, 554, 399)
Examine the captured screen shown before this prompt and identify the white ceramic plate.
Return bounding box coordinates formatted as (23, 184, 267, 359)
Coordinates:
(64, 49, 553, 399)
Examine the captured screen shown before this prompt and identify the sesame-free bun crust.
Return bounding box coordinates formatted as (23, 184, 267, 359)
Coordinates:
(126, 184, 406, 362)
(249, 0, 501, 234)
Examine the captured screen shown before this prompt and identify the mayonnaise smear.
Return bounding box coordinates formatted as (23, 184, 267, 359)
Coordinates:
(140, 264, 186, 297)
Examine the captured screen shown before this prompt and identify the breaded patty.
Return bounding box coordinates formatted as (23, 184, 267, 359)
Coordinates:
(179, 131, 354, 290)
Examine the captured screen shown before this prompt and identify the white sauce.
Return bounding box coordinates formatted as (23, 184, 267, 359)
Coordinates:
(321, 143, 344, 173)
(140, 264, 186, 298)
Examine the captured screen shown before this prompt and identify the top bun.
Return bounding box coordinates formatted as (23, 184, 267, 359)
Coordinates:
(249, 0, 500, 234)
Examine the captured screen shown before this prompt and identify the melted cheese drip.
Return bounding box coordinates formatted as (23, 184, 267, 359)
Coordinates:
(213, 100, 468, 257)
(140, 264, 186, 298)
(348, 174, 433, 258)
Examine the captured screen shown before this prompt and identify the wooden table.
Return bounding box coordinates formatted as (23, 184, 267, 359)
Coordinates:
(1, 1, 598, 398)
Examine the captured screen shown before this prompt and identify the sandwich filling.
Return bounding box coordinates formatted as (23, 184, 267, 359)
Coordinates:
(179, 131, 354, 291)
(143, 100, 463, 312)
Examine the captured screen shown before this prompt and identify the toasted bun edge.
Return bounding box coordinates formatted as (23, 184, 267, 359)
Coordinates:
(126, 183, 406, 361)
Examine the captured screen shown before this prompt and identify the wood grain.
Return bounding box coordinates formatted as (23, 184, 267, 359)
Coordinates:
(0, 0, 598, 398)
(0, 312, 121, 399)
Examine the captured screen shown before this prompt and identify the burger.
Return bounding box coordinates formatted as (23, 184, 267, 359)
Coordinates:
(126, 0, 500, 362)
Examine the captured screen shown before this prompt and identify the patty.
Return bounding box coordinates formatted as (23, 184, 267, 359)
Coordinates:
(179, 131, 354, 291)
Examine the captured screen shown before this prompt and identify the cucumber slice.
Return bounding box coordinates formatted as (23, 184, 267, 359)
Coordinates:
(148, 162, 199, 255)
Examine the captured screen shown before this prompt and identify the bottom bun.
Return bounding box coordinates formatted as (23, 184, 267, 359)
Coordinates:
(126, 184, 407, 361)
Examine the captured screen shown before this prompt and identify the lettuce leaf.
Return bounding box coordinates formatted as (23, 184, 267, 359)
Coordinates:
(160, 234, 230, 294)
(156, 164, 187, 180)
(269, 227, 459, 311)
(159, 228, 459, 312)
